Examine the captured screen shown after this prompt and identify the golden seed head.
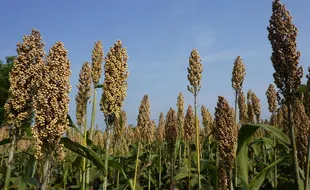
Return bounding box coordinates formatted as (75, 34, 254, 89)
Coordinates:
(136, 95, 153, 143)
(100, 40, 129, 119)
(251, 91, 261, 123)
(165, 108, 178, 153)
(184, 105, 195, 142)
(17, 139, 31, 152)
(201, 105, 213, 135)
(247, 90, 255, 124)
(4, 29, 45, 131)
(268, 0, 303, 102)
(238, 91, 248, 124)
(0, 127, 9, 151)
(266, 84, 278, 113)
(157, 112, 165, 142)
(177, 92, 184, 138)
(75, 62, 92, 126)
(91, 40, 104, 85)
(187, 49, 203, 93)
(231, 56, 246, 92)
(93, 130, 105, 148)
(293, 100, 310, 169)
(278, 105, 289, 133)
(32, 41, 71, 159)
(215, 96, 237, 172)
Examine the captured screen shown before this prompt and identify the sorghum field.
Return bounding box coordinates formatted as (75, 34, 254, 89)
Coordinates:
(0, 0, 309, 190)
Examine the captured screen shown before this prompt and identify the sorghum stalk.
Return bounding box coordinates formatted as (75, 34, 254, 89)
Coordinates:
(266, 84, 278, 189)
(76, 62, 92, 190)
(177, 92, 184, 168)
(157, 112, 165, 189)
(184, 105, 195, 189)
(268, 0, 303, 188)
(187, 49, 203, 189)
(4, 29, 45, 190)
(87, 40, 103, 189)
(32, 42, 71, 190)
(165, 108, 178, 188)
(231, 55, 246, 186)
(215, 96, 237, 190)
(100, 40, 129, 190)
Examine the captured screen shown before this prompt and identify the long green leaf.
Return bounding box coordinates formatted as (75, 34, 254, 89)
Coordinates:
(248, 157, 286, 190)
(237, 124, 290, 187)
(60, 137, 134, 189)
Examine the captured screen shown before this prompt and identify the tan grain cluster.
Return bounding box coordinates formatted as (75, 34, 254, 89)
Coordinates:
(279, 105, 289, 133)
(32, 42, 71, 159)
(100, 40, 129, 120)
(231, 56, 246, 92)
(157, 112, 165, 142)
(187, 49, 203, 93)
(215, 96, 237, 190)
(183, 105, 195, 142)
(293, 101, 310, 169)
(177, 92, 184, 139)
(266, 84, 278, 113)
(267, 0, 303, 103)
(0, 127, 9, 151)
(305, 67, 310, 118)
(136, 95, 154, 143)
(75, 62, 92, 126)
(251, 91, 261, 123)
(4, 29, 45, 134)
(165, 108, 178, 153)
(91, 40, 104, 85)
(201, 105, 213, 136)
(93, 130, 105, 148)
(238, 91, 248, 124)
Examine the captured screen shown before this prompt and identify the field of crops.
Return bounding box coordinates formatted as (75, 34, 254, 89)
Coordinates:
(0, 0, 309, 189)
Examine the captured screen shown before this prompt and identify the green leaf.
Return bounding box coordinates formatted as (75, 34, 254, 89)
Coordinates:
(95, 84, 103, 89)
(248, 156, 286, 190)
(237, 124, 290, 187)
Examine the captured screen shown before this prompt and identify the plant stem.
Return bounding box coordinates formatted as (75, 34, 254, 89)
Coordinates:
(273, 135, 277, 190)
(41, 158, 50, 190)
(82, 109, 88, 190)
(229, 169, 234, 190)
(103, 123, 112, 190)
(133, 142, 140, 189)
(87, 87, 96, 189)
(194, 91, 201, 190)
(159, 146, 162, 189)
(188, 142, 191, 190)
(4, 134, 16, 190)
(179, 140, 182, 169)
(148, 149, 151, 190)
(288, 104, 302, 190)
(117, 158, 120, 187)
(234, 91, 238, 187)
(304, 135, 310, 190)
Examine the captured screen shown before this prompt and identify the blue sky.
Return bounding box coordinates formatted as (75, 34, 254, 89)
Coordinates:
(1, 0, 309, 129)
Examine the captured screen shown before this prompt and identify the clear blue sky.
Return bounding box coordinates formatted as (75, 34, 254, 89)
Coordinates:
(1, 0, 309, 129)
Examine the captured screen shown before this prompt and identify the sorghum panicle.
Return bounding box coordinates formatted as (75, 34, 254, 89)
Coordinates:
(177, 92, 184, 139)
(32, 42, 71, 159)
(75, 62, 92, 126)
(137, 95, 153, 143)
(215, 96, 237, 190)
(165, 108, 178, 153)
(187, 49, 203, 93)
(4, 29, 45, 134)
(231, 56, 246, 92)
(91, 40, 104, 85)
(238, 91, 248, 124)
(183, 105, 195, 142)
(251, 91, 261, 123)
(266, 84, 278, 114)
(157, 112, 165, 142)
(100, 40, 129, 120)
